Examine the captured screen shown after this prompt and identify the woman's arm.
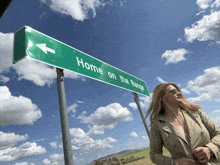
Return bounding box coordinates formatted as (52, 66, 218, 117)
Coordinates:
(149, 122, 173, 165)
(198, 109, 220, 160)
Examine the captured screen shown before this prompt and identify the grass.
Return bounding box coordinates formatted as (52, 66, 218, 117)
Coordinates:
(118, 146, 169, 160)
(89, 147, 171, 165)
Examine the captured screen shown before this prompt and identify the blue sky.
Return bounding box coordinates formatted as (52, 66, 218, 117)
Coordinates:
(1, 0, 220, 164)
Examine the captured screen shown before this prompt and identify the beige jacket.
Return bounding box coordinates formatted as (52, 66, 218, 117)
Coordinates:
(149, 109, 220, 165)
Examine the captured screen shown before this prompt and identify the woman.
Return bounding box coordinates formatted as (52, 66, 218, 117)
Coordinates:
(145, 83, 220, 165)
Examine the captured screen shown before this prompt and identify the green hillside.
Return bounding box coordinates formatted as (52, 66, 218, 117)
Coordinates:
(89, 146, 169, 165)
(118, 146, 169, 160)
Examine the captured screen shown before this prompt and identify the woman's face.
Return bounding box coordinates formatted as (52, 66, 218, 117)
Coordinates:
(161, 85, 183, 106)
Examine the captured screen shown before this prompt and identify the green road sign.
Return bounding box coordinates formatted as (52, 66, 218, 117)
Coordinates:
(13, 26, 150, 96)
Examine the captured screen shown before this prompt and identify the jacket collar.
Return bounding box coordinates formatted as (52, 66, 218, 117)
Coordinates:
(156, 109, 191, 122)
(156, 109, 205, 149)
(156, 109, 193, 147)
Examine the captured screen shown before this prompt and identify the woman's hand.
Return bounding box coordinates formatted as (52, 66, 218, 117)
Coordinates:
(173, 157, 196, 165)
(191, 147, 212, 164)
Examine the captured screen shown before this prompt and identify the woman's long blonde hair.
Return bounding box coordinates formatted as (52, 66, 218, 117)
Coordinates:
(145, 83, 202, 127)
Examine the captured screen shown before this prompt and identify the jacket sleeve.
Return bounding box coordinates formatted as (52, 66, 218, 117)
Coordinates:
(198, 109, 220, 160)
(149, 121, 172, 165)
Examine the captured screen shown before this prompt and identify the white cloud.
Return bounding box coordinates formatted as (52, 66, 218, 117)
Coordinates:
(126, 135, 150, 150)
(127, 142, 136, 147)
(50, 142, 58, 149)
(185, 0, 220, 42)
(211, 116, 220, 127)
(68, 127, 117, 153)
(40, 0, 106, 21)
(43, 159, 51, 164)
(0, 32, 14, 73)
(39, 12, 46, 19)
(67, 103, 78, 114)
(14, 162, 34, 165)
(87, 124, 114, 136)
(14, 163, 28, 165)
(75, 158, 84, 163)
(187, 66, 220, 102)
(130, 132, 138, 138)
(64, 69, 81, 80)
(132, 142, 149, 150)
(81, 77, 86, 81)
(196, 0, 213, 10)
(97, 151, 109, 159)
(211, 0, 220, 9)
(177, 38, 183, 42)
(0, 132, 28, 150)
(127, 135, 150, 150)
(69, 128, 88, 139)
(77, 103, 133, 126)
(15, 59, 57, 86)
(43, 153, 64, 165)
(0, 86, 42, 126)
(212, 110, 220, 113)
(0, 75, 10, 83)
(185, 11, 220, 42)
(128, 103, 137, 109)
(142, 136, 149, 141)
(0, 32, 81, 87)
(188, 92, 211, 102)
(196, 0, 220, 11)
(15, 59, 80, 87)
(129, 93, 152, 110)
(71, 136, 118, 152)
(0, 142, 46, 162)
(188, 66, 220, 89)
(43, 153, 77, 165)
(157, 77, 167, 83)
(161, 48, 188, 65)
(77, 101, 84, 104)
(139, 94, 152, 106)
(0, 86, 11, 100)
(33, 139, 45, 142)
(181, 88, 191, 94)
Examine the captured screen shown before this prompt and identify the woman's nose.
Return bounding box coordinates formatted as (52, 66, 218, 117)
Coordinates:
(176, 92, 182, 96)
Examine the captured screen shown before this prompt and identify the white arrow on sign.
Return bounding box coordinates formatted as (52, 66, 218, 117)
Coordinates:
(36, 43, 55, 54)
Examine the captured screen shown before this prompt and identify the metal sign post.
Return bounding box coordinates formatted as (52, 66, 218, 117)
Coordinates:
(13, 26, 151, 164)
(56, 68, 74, 165)
(132, 92, 150, 139)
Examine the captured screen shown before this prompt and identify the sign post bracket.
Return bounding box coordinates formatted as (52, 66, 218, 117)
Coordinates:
(56, 68, 74, 165)
(132, 92, 150, 139)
